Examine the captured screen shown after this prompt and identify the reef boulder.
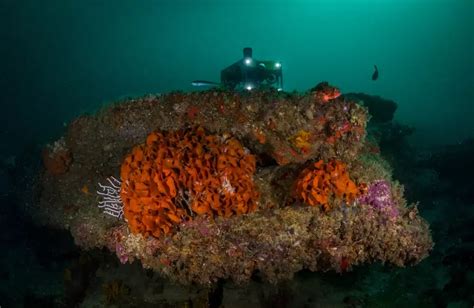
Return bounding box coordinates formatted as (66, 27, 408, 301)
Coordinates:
(35, 83, 433, 285)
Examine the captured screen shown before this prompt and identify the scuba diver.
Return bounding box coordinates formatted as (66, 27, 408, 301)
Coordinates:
(192, 47, 283, 91)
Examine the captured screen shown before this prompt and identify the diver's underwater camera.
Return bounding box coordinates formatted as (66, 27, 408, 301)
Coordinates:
(191, 47, 283, 91)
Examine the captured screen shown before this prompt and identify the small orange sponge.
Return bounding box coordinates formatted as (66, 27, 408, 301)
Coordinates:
(42, 143, 72, 175)
(294, 159, 362, 211)
(120, 127, 259, 238)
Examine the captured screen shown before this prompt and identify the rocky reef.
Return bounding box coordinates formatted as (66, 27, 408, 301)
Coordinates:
(35, 82, 433, 285)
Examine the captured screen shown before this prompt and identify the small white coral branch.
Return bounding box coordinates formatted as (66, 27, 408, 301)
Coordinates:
(97, 176, 124, 219)
(221, 176, 236, 195)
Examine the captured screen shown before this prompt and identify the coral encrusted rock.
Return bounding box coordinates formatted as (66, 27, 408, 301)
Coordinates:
(35, 83, 433, 285)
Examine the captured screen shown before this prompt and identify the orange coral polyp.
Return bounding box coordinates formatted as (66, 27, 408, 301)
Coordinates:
(120, 127, 259, 238)
(295, 159, 362, 211)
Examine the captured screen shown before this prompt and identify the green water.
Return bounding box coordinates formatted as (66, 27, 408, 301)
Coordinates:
(1, 0, 472, 154)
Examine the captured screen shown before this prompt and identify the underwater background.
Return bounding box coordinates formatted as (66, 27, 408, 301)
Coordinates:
(0, 0, 473, 307)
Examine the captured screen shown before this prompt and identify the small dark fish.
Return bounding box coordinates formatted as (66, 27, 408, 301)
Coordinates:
(191, 80, 220, 87)
(372, 65, 379, 81)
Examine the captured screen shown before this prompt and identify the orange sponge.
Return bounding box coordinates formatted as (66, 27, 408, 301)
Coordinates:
(120, 127, 259, 238)
(42, 138, 72, 175)
(294, 159, 362, 211)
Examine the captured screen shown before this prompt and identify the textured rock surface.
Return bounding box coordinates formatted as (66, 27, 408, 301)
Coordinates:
(35, 84, 433, 285)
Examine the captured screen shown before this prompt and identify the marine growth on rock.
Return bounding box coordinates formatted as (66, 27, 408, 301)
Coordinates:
(36, 83, 433, 285)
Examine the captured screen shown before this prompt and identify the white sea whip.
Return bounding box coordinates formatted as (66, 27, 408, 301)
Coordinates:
(97, 176, 124, 219)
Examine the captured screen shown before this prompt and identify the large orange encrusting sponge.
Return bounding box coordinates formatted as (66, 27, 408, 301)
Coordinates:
(120, 127, 259, 238)
(294, 159, 363, 211)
